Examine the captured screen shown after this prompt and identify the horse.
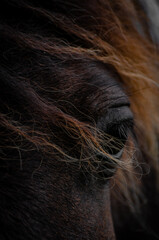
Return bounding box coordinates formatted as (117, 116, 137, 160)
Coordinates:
(0, 0, 159, 239)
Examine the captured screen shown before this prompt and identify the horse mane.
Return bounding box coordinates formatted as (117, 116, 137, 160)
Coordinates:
(0, 0, 159, 223)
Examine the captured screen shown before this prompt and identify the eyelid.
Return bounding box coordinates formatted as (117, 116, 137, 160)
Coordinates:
(97, 106, 134, 132)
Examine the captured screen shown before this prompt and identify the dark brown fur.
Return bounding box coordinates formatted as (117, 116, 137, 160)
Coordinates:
(0, 0, 159, 239)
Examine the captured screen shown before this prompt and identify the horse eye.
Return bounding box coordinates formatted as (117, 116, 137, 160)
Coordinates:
(95, 106, 134, 178)
(94, 122, 133, 179)
(104, 120, 133, 158)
